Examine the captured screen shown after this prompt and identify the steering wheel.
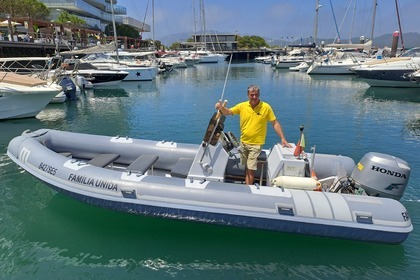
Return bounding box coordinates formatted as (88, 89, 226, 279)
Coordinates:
(202, 112, 225, 146)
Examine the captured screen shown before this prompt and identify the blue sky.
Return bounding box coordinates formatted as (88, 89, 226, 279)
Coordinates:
(118, 0, 419, 42)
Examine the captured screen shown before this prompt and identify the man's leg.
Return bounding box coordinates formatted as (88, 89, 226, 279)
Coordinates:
(245, 168, 255, 185)
(242, 143, 261, 185)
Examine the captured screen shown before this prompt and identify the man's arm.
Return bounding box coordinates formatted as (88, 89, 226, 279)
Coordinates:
(271, 119, 291, 147)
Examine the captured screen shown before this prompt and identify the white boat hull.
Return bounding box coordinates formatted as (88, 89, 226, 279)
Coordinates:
(0, 83, 62, 119)
(118, 66, 158, 81)
(307, 63, 356, 75)
(197, 54, 227, 63)
(273, 61, 304, 69)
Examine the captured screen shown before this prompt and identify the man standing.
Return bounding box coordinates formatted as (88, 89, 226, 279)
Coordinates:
(215, 84, 291, 185)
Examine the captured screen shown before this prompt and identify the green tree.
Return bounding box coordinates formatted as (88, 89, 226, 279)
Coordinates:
(57, 11, 86, 26)
(170, 42, 180, 50)
(237, 35, 269, 49)
(0, 0, 49, 19)
(153, 40, 163, 50)
(105, 23, 139, 38)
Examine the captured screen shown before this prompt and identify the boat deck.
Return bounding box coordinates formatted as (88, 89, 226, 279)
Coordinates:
(0, 71, 47, 87)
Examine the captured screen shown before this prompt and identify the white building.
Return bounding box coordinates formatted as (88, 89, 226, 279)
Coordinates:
(39, 0, 149, 32)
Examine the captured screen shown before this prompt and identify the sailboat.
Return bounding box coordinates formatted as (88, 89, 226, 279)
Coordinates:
(85, 0, 158, 81)
(195, 0, 227, 63)
(306, 0, 378, 75)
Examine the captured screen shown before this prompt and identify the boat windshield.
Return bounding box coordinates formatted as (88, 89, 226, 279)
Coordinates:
(400, 47, 420, 57)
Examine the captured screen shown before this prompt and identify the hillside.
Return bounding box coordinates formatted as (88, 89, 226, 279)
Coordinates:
(370, 32, 420, 49)
(158, 32, 420, 49)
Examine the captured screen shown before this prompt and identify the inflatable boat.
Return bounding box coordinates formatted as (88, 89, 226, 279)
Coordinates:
(7, 116, 413, 244)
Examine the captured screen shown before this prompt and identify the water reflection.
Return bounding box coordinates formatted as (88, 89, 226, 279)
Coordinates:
(363, 87, 420, 103)
(308, 74, 358, 82)
(406, 115, 420, 137)
(0, 118, 44, 146)
(22, 193, 407, 278)
(36, 104, 67, 122)
(117, 81, 158, 95)
(86, 87, 130, 98)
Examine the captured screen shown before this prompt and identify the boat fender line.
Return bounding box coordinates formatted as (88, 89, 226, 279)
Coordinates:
(271, 176, 321, 191)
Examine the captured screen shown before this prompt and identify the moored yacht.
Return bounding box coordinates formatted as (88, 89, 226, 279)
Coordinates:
(307, 51, 373, 75)
(59, 59, 129, 87)
(271, 49, 307, 69)
(352, 47, 420, 87)
(81, 53, 158, 81)
(195, 49, 227, 63)
(0, 72, 62, 119)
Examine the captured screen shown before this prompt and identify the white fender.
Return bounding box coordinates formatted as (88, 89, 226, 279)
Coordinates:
(271, 176, 321, 190)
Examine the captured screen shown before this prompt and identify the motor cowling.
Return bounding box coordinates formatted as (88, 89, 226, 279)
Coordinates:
(59, 76, 76, 100)
(351, 152, 410, 200)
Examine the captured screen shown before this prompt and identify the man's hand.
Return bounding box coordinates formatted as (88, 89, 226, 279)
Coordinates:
(281, 138, 292, 148)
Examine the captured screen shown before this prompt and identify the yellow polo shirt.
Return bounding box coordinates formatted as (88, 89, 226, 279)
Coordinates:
(230, 101, 276, 145)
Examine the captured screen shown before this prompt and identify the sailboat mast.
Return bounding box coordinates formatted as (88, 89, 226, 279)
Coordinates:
(395, 0, 405, 51)
(152, 0, 155, 50)
(329, 0, 341, 43)
(110, 0, 119, 63)
(192, 0, 198, 52)
(314, 0, 321, 47)
(201, 0, 207, 50)
(370, 0, 377, 44)
(349, 0, 357, 43)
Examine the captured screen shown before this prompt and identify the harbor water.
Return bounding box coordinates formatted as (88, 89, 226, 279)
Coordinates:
(1, 63, 419, 279)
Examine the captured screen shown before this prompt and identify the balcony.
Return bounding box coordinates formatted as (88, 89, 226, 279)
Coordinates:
(41, 0, 147, 32)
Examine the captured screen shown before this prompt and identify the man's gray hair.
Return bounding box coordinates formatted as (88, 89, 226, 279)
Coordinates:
(247, 84, 260, 94)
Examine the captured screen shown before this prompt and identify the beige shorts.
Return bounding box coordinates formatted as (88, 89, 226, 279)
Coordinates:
(240, 143, 262, 171)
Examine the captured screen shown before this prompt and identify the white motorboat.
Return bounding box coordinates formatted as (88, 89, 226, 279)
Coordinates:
(0, 72, 62, 119)
(254, 55, 272, 64)
(6, 113, 413, 244)
(56, 59, 129, 87)
(81, 53, 158, 81)
(158, 52, 188, 68)
(306, 50, 375, 75)
(183, 55, 202, 66)
(178, 51, 202, 65)
(289, 61, 311, 72)
(271, 49, 306, 69)
(352, 48, 420, 87)
(195, 50, 227, 63)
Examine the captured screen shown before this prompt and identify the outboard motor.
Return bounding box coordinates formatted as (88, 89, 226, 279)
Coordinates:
(75, 75, 88, 90)
(59, 76, 77, 100)
(351, 152, 410, 200)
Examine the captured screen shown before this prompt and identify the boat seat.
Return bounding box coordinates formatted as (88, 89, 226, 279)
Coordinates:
(126, 154, 159, 175)
(258, 150, 267, 162)
(88, 153, 120, 168)
(171, 158, 194, 179)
